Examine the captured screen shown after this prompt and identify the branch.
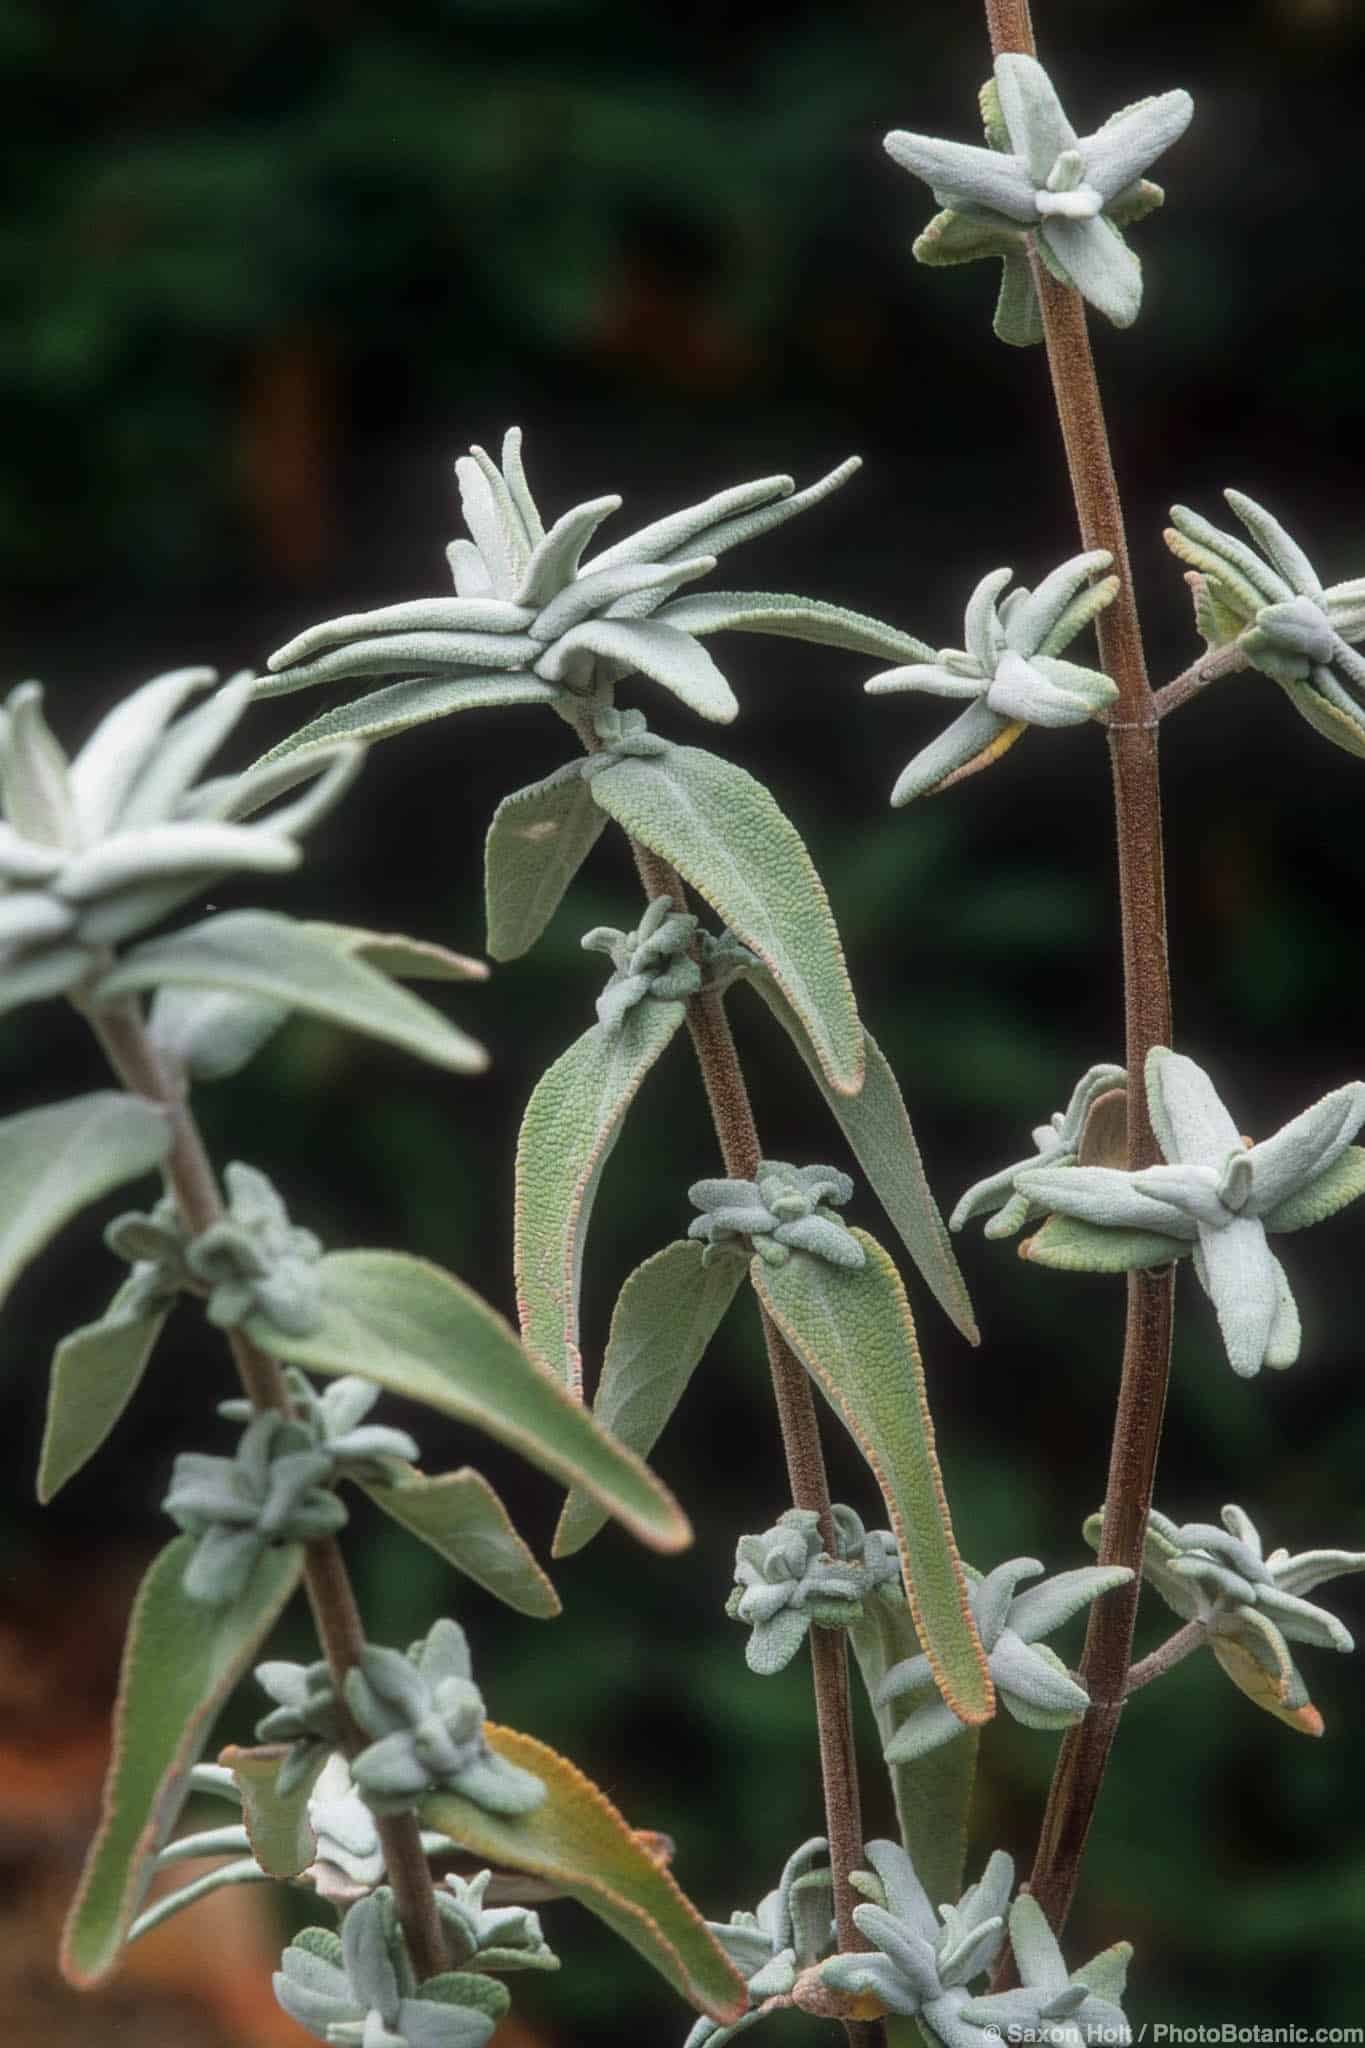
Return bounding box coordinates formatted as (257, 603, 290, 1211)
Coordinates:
(981, 0, 1178, 1960)
(1124, 1620, 1203, 1694)
(1153, 642, 1248, 720)
(80, 995, 450, 1983)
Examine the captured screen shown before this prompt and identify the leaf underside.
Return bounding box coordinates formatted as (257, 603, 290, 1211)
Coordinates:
(515, 1001, 686, 1393)
(753, 1231, 992, 1724)
(746, 975, 977, 1342)
(220, 1742, 322, 1878)
(360, 1462, 561, 1618)
(484, 764, 608, 962)
(423, 1724, 747, 2022)
(248, 1250, 691, 1554)
(554, 1239, 746, 1557)
(587, 743, 864, 1094)
(61, 1536, 302, 1986)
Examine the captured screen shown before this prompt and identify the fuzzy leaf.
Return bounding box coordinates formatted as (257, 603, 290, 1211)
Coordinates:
(256, 673, 560, 766)
(589, 743, 863, 1094)
(555, 1240, 747, 1557)
(220, 1743, 320, 1878)
(656, 591, 933, 666)
(360, 1463, 561, 1618)
(847, 1597, 977, 1908)
(745, 977, 976, 1343)
(248, 1250, 690, 1554)
(753, 1231, 992, 1725)
(1277, 674, 1365, 760)
(0, 1094, 170, 1325)
(60, 1536, 301, 1985)
(423, 1725, 747, 2022)
(1262, 1146, 1365, 1232)
(1020, 1214, 1188, 1272)
(38, 1285, 169, 1501)
(1211, 1619, 1322, 1737)
(515, 1001, 687, 1393)
(485, 765, 607, 962)
(99, 911, 488, 1075)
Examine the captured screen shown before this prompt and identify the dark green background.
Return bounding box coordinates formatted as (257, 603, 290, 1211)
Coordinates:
(3, 0, 1364, 2038)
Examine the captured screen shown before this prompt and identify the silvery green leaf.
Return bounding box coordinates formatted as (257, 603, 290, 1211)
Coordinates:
(992, 1631, 1089, 1719)
(1270, 1547, 1365, 1599)
(747, 1609, 811, 1675)
(361, 1465, 560, 1620)
(515, 1000, 686, 1394)
(0, 890, 77, 952)
(555, 1240, 745, 1557)
(126, 1858, 274, 1946)
(483, 763, 607, 963)
(257, 630, 543, 699)
(1016, 1164, 1195, 1236)
(0, 681, 75, 845)
(606, 458, 861, 570)
(1243, 1084, 1365, 1217)
(889, 700, 1020, 808)
(1039, 214, 1142, 327)
(1005, 550, 1113, 656)
(114, 677, 256, 833)
(993, 54, 1077, 184)
(883, 128, 1037, 222)
(586, 474, 795, 574)
(1191, 1220, 1287, 1376)
(268, 599, 539, 672)
(1079, 88, 1194, 204)
(534, 617, 739, 723)
(588, 740, 863, 1093)
(0, 1093, 170, 1325)
(99, 911, 488, 1075)
(38, 1282, 169, 1502)
(1224, 490, 1323, 598)
(55, 821, 299, 903)
(532, 554, 712, 639)
(515, 495, 625, 607)
(657, 591, 934, 666)
(255, 674, 560, 770)
(1166, 505, 1293, 606)
(68, 668, 220, 840)
(984, 651, 1114, 726)
(1008, 1565, 1132, 1645)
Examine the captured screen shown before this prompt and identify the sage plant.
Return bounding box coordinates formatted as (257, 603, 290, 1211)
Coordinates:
(9, 2, 1363, 2043)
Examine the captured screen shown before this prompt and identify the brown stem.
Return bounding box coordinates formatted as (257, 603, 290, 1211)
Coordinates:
(622, 835, 874, 1991)
(78, 995, 450, 1982)
(982, 0, 1178, 1951)
(1153, 642, 1248, 720)
(1124, 1619, 1203, 1695)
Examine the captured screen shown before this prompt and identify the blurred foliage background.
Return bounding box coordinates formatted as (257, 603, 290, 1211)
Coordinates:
(2, 0, 1364, 2040)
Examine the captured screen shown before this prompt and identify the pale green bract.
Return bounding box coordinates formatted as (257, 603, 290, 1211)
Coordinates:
(0, 670, 357, 1012)
(886, 54, 1193, 329)
(1166, 491, 1365, 757)
(820, 1839, 1016, 2045)
(865, 553, 1118, 805)
(163, 1408, 348, 1606)
(875, 1557, 1131, 1762)
(274, 1889, 510, 2048)
(343, 1620, 547, 1819)
(684, 1838, 833, 2048)
(1092, 1503, 1365, 1734)
(951, 1062, 1127, 1240)
(727, 1505, 902, 1675)
(259, 427, 930, 750)
(1017, 1047, 1365, 1375)
(958, 1894, 1132, 2048)
(688, 1162, 866, 1270)
(581, 893, 701, 1034)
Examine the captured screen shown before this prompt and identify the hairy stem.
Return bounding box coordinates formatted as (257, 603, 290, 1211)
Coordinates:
(1153, 642, 1248, 720)
(80, 995, 450, 1982)
(984, 0, 1177, 1947)
(624, 832, 876, 2003)
(1124, 1620, 1203, 1694)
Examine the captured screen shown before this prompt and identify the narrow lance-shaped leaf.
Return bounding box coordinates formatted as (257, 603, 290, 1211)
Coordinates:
(847, 1596, 977, 1909)
(61, 1536, 302, 1986)
(359, 1463, 561, 1619)
(0, 1094, 170, 1327)
(485, 764, 607, 962)
(256, 672, 561, 768)
(752, 1231, 992, 1724)
(587, 742, 864, 1094)
(515, 1000, 687, 1393)
(745, 975, 977, 1343)
(99, 910, 488, 1075)
(220, 1743, 320, 1879)
(555, 1240, 747, 1557)
(38, 1282, 170, 1502)
(248, 1250, 691, 1554)
(423, 1725, 747, 2023)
